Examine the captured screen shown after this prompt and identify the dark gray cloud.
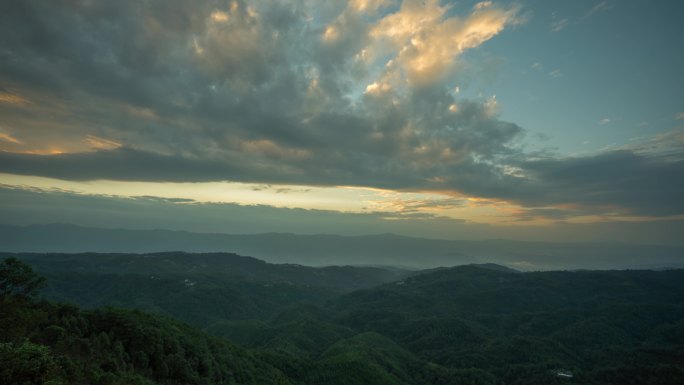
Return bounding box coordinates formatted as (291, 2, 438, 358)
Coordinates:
(0, 0, 682, 218)
(512, 150, 684, 216)
(2, 142, 682, 219)
(442, 145, 684, 217)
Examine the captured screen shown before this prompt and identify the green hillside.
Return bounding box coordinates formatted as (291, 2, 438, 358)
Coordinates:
(9, 252, 408, 327)
(2, 254, 683, 384)
(330, 266, 684, 383)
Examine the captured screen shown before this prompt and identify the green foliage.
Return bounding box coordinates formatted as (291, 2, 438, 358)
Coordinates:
(39, 272, 337, 327)
(0, 257, 50, 343)
(10, 251, 408, 328)
(309, 332, 418, 385)
(1, 290, 293, 383)
(1, 303, 300, 384)
(0, 341, 64, 385)
(2, 254, 684, 385)
(14, 251, 406, 292)
(0, 257, 46, 299)
(327, 266, 684, 384)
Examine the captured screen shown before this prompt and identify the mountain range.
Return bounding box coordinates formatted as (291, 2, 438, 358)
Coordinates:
(2, 223, 683, 270)
(2, 252, 683, 384)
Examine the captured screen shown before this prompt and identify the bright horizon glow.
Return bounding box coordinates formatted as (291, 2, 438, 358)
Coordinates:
(3, 173, 669, 228)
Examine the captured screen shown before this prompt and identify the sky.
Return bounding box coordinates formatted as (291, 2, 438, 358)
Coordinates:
(0, 0, 683, 243)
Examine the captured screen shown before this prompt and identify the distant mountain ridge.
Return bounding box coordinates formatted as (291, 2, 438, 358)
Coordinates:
(12, 251, 408, 292)
(2, 251, 408, 328)
(2, 223, 684, 270)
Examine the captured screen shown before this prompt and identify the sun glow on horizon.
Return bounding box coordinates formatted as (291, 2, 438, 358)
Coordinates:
(2, 173, 666, 229)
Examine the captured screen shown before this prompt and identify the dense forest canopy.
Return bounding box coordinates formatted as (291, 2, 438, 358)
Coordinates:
(1, 253, 683, 384)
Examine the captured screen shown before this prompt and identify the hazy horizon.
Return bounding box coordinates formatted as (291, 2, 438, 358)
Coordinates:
(3, 223, 684, 271)
(4, 221, 684, 246)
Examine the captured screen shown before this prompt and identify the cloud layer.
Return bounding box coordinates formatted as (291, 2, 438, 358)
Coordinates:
(1, 0, 683, 218)
(2, 184, 684, 245)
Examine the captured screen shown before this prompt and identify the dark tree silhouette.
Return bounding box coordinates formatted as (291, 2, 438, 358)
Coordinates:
(0, 257, 46, 299)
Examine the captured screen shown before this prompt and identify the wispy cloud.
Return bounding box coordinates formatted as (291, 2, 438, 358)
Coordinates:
(0, 91, 31, 106)
(511, 207, 589, 222)
(676, 112, 684, 120)
(0, 132, 22, 144)
(85, 135, 122, 151)
(549, 69, 563, 78)
(583, 1, 613, 19)
(598, 118, 611, 125)
(550, 18, 569, 32)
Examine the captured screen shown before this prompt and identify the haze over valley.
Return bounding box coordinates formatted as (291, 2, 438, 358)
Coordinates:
(3, 223, 684, 271)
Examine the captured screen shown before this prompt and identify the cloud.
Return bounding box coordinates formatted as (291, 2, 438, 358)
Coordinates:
(0, 132, 21, 145)
(0, 96, 521, 188)
(551, 1, 612, 33)
(350, 0, 394, 14)
(550, 18, 569, 32)
(0, 0, 682, 219)
(510, 148, 684, 217)
(2, 184, 684, 245)
(0, 147, 259, 183)
(366, 0, 521, 86)
(0, 90, 31, 106)
(0, 1, 526, 188)
(549, 69, 563, 78)
(0, 183, 470, 239)
(85, 135, 122, 150)
(598, 118, 611, 125)
(440, 130, 684, 217)
(510, 207, 583, 222)
(4, 131, 683, 218)
(583, 1, 613, 19)
(676, 112, 684, 120)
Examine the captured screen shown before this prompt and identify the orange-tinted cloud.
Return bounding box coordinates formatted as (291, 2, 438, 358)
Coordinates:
(367, 0, 521, 86)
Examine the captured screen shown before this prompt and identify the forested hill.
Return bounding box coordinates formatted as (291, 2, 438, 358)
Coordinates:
(12, 251, 408, 291)
(2, 255, 684, 384)
(6, 252, 408, 327)
(243, 266, 684, 384)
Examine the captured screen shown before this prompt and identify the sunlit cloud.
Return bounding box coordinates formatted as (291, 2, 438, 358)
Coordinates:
(210, 10, 229, 23)
(0, 91, 31, 106)
(0, 132, 21, 144)
(366, 0, 521, 86)
(350, 0, 394, 14)
(323, 25, 339, 41)
(85, 135, 122, 151)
